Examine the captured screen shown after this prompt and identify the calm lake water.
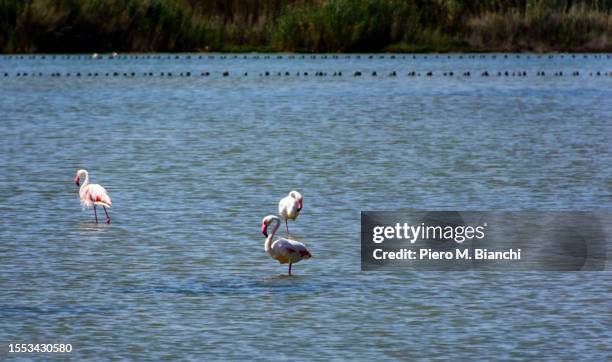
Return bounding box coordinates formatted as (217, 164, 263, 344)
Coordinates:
(1, 54, 611, 360)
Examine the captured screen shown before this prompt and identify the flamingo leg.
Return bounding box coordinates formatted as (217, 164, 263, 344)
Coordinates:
(285, 219, 289, 235)
(103, 206, 111, 224)
(93, 205, 98, 224)
(288, 263, 292, 276)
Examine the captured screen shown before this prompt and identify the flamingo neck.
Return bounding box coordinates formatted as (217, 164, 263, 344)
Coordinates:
(265, 218, 280, 255)
(80, 172, 89, 191)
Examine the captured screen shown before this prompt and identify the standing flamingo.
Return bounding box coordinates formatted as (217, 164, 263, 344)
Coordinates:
(261, 215, 311, 276)
(74, 169, 112, 224)
(278, 190, 303, 235)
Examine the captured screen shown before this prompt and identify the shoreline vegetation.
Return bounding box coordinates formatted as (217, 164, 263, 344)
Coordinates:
(1, 0, 611, 54)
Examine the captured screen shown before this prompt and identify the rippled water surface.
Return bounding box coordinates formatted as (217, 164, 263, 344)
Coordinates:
(1, 54, 611, 360)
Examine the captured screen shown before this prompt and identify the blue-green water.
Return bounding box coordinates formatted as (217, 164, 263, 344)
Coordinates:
(1, 54, 611, 360)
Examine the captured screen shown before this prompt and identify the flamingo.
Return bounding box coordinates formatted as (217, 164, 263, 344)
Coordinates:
(278, 190, 302, 234)
(74, 169, 112, 224)
(261, 215, 311, 276)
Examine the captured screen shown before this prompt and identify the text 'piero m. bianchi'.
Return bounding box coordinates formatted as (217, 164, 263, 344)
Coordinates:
(373, 247, 521, 261)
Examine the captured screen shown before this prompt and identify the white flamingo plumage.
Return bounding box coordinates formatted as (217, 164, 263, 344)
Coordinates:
(278, 190, 302, 234)
(261, 215, 311, 276)
(74, 169, 112, 224)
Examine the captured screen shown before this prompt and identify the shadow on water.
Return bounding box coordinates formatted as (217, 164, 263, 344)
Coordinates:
(260, 274, 300, 282)
(116, 274, 356, 297)
(0, 276, 332, 318)
(75, 221, 131, 236)
(0, 304, 115, 317)
(77, 222, 111, 232)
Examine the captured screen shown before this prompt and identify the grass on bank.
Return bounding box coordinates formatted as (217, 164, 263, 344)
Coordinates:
(0, 0, 611, 53)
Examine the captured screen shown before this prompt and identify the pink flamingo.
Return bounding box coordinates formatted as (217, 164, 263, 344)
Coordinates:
(278, 190, 302, 235)
(261, 215, 311, 276)
(74, 169, 112, 224)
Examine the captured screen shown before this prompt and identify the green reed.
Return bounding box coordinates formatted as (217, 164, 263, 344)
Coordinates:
(0, 0, 610, 53)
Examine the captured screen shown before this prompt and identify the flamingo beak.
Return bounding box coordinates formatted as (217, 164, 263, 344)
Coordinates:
(297, 200, 302, 211)
(261, 223, 268, 237)
(75, 176, 80, 186)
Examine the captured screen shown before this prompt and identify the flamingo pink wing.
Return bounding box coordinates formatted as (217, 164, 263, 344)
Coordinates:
(85, 184, 112, 206)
